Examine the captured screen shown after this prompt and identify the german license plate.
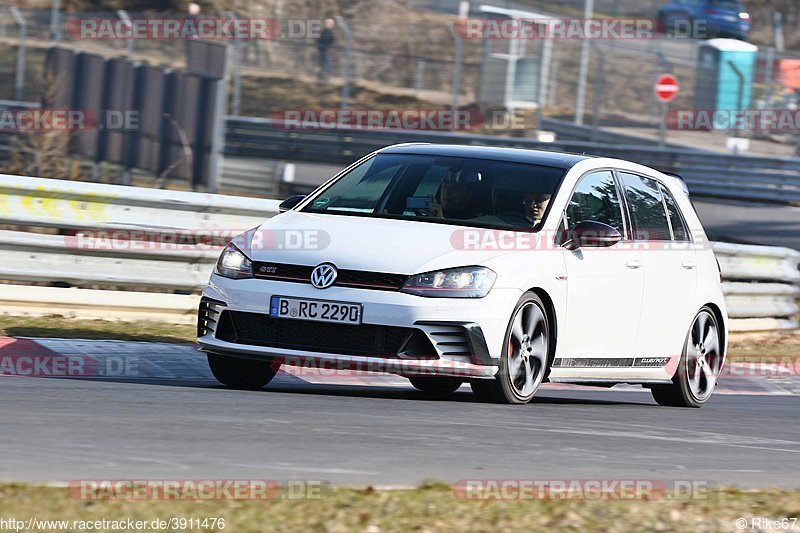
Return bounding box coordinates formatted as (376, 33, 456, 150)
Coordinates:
(269, 296, 362, 325)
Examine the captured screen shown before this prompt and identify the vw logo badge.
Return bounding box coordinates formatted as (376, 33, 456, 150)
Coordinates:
(310, 263, 337, 289)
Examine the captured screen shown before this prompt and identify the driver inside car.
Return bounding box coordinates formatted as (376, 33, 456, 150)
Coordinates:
(438, 167, 483, 220)
(440, 180, 475, 218)
(524, 193, 551, 227)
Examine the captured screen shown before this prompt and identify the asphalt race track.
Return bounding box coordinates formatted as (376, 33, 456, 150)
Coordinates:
(1, 339, 799, 488)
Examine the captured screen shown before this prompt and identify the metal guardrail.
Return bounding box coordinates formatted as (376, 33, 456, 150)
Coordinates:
(712, 242, 800, 331)
(0, 174, 797, 330)
(0, 96, 799, 203)
(224, 117, 800, 204)
(0, 174, 280, 323)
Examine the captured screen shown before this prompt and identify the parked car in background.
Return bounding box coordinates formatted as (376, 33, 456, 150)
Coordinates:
(657, 0, 751, 40)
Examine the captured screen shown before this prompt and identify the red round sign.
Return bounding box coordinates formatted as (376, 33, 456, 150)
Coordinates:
(655, 74, 679, 103)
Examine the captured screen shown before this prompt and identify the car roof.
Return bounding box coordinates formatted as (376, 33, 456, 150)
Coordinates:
(379, 143, 591, 170)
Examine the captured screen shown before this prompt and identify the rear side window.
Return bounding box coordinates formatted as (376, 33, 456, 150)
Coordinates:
(620, 173, 672, 241)
(659, 184, 690, 241)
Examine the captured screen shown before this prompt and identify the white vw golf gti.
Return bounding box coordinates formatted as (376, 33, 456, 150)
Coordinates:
(198, 144, 727, 406)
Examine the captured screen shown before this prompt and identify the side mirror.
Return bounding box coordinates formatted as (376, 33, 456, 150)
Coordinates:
(278, 195, 306, 213)
(563, 220, 622, 250)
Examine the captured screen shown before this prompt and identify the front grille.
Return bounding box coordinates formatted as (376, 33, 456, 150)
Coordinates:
(215, 310, 414, 357)
(251, 261, 408, 291)
(336, 270, 408, 290)
(252, 262, 312, 282)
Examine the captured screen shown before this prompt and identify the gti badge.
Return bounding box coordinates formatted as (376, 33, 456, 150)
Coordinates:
(310, 263, 338, 289)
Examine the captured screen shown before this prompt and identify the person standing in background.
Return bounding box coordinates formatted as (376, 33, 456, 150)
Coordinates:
(317, 18, 336, 82)
(186, 3, 201, 39)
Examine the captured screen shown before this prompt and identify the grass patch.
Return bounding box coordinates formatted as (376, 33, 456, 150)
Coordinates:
(728, 330, 800, 360)
(0, 315, 195, 344)
(0, 484, 798, 532)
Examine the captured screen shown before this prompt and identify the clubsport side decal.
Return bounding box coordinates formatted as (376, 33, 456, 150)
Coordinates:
(552, 357, 671, 368)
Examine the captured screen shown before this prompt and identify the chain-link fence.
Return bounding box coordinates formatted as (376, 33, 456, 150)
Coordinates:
(1, 2, 799, 143)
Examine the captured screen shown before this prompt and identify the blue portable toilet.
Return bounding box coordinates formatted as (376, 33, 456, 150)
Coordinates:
(694, 39, 758, 125)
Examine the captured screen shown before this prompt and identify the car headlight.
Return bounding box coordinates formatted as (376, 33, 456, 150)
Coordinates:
(400, 266, 496, 298)
(214, 243, 253, 279)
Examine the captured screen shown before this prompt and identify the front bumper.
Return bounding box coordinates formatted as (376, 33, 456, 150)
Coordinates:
(197, 274, 522, 379)
(197, 338, 499, 379)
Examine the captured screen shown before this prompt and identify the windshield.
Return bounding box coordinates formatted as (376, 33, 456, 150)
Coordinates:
(302, 154, 566, 231)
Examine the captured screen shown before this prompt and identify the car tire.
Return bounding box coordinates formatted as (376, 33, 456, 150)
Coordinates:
(207, 354, 281, 390)
(471, 292, 551, 405)
(651, 307, 723, 408)
(408, 377, 463, 398)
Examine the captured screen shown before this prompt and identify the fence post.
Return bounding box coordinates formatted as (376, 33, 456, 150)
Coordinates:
(448, 24, 463, 118)
(415, 59, 425, 96)
(574, 0, 594, 124)
(9, 7, 26, 101)
(763, 47, 775, 104)
(49, 0, 61, 41)
(548, 43, 560, 106)
(116, 10, 134, 59)
(336, 16, 353, 115)
(228, 11, 242, 116)
(773, 12, 784, 52)
(538, 38, 553, 126)
(590, 43, 605, 142)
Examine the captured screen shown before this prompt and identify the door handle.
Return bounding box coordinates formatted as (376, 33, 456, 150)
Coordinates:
(682, 260, 697, 270)
(626, 259, 642, 269)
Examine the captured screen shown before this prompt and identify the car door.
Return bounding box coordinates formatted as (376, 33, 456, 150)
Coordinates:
(559, 170, 644, 361)
(618, 172, 698, 361)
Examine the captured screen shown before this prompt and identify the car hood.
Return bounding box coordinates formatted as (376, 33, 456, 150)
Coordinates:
(234, 211, 524, 275)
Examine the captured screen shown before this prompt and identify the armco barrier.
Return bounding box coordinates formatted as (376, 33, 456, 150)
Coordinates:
(1, 100, 799, 203)
(712, 242, 800, 330)
(0, 174, 797, 330)
(224, 117, 800, 204)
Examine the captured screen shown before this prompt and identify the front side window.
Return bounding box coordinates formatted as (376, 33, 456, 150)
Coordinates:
(620, 173, 672, 241)
(303, 154, 566, 231)
(564, 170, 625, 232)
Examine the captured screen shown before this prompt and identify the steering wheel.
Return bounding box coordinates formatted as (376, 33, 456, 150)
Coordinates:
(496, 211, 536, 227)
